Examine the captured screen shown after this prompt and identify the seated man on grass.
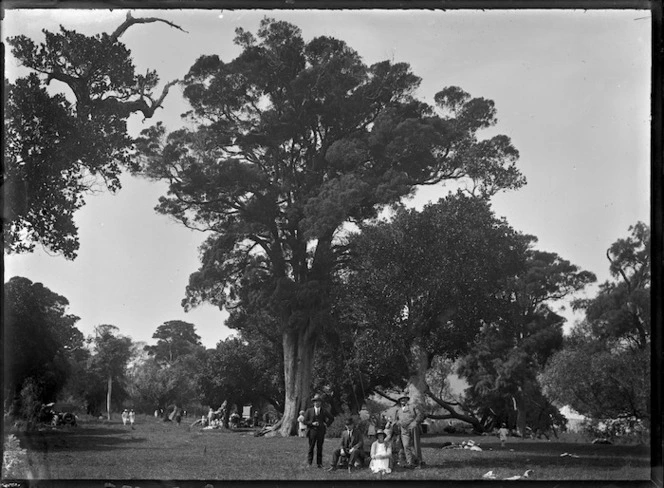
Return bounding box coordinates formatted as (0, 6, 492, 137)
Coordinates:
(327, 417, 366, 472)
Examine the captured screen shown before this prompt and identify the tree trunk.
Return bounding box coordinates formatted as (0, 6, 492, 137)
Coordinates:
(410, 338, 485, 432)
(268, 324, 316, 437)
(515, 395, 527, 437)
(406, 338, 431, 408)
(106, 375, 112, 421)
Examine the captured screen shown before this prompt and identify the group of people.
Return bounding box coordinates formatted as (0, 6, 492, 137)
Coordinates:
(121, 409, 136, 429)
(299, 391, 425, 474)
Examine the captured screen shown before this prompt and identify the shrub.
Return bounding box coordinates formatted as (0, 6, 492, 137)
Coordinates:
(19, 378, 44, 428)
(2, 434, 29, 478)
(581, 418, 650, 444)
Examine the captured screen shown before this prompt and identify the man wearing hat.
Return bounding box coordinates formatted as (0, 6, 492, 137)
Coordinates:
(303, 394, 334, 468)
(327, 417, 366, 472)
(393, 390, 425, 469)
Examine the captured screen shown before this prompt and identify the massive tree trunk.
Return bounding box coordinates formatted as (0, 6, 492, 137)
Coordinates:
(267, 323, 316, 437)
(106, 375, 112, 421)
(406, 337, 431, 408)
(514, 395, 527, 437)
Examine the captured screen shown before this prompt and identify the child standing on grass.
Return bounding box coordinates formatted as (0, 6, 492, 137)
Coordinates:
(297, 410, 307, 437)
(498, 423, 509, 447)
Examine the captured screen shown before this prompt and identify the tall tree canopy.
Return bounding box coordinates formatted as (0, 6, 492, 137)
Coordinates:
(4, 13, 185, 259)
(3, 276, 84, 413)
(143, 320, 203, 365)
(89, 324, 133, 420)
(457, 250, 595, 434)
(341, 194, 530, 429)
(136, 18, 525, 435)
(540, 222, 651, 425)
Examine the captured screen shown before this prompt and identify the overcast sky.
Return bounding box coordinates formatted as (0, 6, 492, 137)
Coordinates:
(3, 9, 651, 349)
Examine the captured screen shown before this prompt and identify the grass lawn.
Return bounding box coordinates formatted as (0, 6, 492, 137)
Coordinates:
(3, 415, 652, 484)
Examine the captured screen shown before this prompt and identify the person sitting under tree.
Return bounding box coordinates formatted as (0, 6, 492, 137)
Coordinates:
(369, 429, 392, 475)
(327, 417, 367, 472)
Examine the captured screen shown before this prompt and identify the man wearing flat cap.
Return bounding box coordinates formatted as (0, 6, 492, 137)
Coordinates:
(393, 390, 425, 469)
(303, 393, 334, 468)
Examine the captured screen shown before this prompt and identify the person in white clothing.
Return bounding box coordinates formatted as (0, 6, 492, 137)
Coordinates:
(498, 423, 509, 447)
(121, 409, 129, 427)
(297, 410, 307, 437)
(369, 429, 392, 474)
(129, 409, 136, 429)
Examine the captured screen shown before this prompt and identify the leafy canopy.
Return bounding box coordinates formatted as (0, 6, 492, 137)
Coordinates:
(3, 276, 84, 404)
(143, 320, 203, 365)
(4, 14, 184, 259)
(136, 18, 525, 327)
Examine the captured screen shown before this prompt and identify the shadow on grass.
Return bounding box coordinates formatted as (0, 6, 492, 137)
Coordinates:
(14, 426, 147, 453)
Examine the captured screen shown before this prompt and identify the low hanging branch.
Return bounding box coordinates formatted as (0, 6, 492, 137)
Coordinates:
(424, 389, 484, 431)
(373, 388, 400, 405)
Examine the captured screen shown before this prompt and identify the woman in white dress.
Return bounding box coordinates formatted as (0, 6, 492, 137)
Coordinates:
(370, 429, 392, 474)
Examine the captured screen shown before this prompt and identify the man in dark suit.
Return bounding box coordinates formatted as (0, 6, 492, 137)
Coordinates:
(303, 393, 334, 468)
(327, 417, 366, 472)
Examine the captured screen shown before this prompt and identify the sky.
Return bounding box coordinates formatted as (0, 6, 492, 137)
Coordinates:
(3, 8, 651, 349)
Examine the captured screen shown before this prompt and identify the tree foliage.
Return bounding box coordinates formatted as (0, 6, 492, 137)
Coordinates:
(89, 324, 133, 419)
(457, 249, 596, 433)
(3, 276, 84, 413)
(541, 222, 651, 423)
(573, 221, 650, 350)
(143, 320, 204, 366)
(198, 337, 281, 414)
(340, 194, 531, 429)
(4, 13, 185, 259)
(540, 342, 649, 421)
(135, 18, 525, 435)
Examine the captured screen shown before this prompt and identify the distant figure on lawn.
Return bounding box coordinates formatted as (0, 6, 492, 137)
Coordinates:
(393, 391, 425, 469)
(327, 417, 366, 472)
(370, 429, 392, 474)
(122, 409, 129, 427)
(499, 423, 509, 447)
(175, 409, 182, 426)
(303, 394, 334, 468)
(367, 415, 377, 440)
(129, 409, 136, 429)
(253, 411, 260, 427)
(297, 410, 307, 437)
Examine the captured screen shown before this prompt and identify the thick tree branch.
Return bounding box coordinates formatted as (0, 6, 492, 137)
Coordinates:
(111, 12, 188, 42)
(425, 389, 483, 431)
(373, 388, 399, 404)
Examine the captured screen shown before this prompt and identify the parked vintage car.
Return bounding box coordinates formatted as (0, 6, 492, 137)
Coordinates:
(41, 403, 78, 426)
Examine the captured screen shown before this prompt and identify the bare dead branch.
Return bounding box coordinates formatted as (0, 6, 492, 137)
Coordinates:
(111, 11, 188, 42)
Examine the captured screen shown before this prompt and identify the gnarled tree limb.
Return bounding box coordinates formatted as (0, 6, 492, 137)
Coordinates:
(111, 11, 189, 41)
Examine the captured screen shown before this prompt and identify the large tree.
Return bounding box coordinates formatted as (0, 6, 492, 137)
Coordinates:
(342, 194, 531, 430)
(457, 249, 595, 434)
(4, 13, 185, 259)
(136, 18, 524, 435)
(3, 276, 84, 415)
(89, 324, 133, 420)
(143, 320, 204, 366)
(540, 222, 651, 425)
